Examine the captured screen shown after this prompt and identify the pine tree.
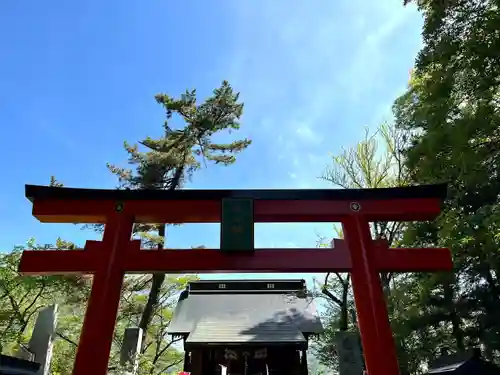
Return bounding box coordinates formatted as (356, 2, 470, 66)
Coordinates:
(107, 80, 251, 346)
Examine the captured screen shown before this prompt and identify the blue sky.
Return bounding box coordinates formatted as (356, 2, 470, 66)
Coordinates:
(0, 0, 423, 287)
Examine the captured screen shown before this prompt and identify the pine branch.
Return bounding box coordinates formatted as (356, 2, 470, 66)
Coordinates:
(102, 81, 252, 355)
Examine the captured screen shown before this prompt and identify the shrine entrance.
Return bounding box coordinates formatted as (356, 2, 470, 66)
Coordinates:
(18, 183, 452, 375)
(190, 342, 303, 374)
(197, 346, 303, 375)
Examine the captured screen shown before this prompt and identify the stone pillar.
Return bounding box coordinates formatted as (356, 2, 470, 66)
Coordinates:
(27, 305, 58, 375)
(336, 331, 364, 375)
(120, 327, 143, 375)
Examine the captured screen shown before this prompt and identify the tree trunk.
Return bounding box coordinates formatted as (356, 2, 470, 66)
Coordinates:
(443, 280, 464, 351)
(339, 284, 349, 331)
(139, 224, 166, 349)
(450, 312, 465, 351)
(138, 165, 185, 350)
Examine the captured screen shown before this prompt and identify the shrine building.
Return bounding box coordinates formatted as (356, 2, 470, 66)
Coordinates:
(168, 279, 323, 375)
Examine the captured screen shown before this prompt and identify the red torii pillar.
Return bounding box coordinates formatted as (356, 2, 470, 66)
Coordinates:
(18, 184, 452, 375)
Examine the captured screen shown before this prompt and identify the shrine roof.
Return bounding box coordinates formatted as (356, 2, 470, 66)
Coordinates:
(0, 354, 41, 375)
(25, 183, 447, 202)
(427, 350, 500, 375)
(185, 317, 306, 346)
(168, 280, 323, 345)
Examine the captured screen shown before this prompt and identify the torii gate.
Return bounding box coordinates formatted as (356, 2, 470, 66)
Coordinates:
(18, 184, 452, 375)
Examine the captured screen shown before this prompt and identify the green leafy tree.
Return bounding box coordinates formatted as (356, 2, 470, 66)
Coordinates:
(0, 238, 192, 374)
(315, 123, 411, 370)
(109, 275, 194, 375)
(106, 81, 251, 368)
(4, 84, 251, 373)
(390, 0, 500, 367)
(0, 238, 90, 372)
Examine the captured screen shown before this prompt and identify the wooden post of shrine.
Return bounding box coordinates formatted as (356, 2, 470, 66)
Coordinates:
(18, 184, 452, 375)
(74, 210, 134, 375)
(343, 215, 399, 375)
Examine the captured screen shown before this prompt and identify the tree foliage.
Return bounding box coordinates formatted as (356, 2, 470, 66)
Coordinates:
(393, 0, 500, 366)
(106, 80, 251, 348)
(0, 239, 192, 374)
(316, 0, 500, 373)
(0, 81, 251, 374)
(108, 80, 251, 192)
(315, 123, 409, 369)
(0, 239, 90, 371)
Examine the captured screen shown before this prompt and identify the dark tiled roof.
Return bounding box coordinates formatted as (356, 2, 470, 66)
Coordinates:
(168, 280, 323, 345)
(0, 355, 40, 375)
(428, 350, 476, 371)
(427, 350, 500, 375)
(186, 317, 306, 345)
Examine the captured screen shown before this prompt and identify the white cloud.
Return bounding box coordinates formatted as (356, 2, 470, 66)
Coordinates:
(217, 0, 422, 188)
(295, 123, 321, 144)
(167, 0, 423, 296)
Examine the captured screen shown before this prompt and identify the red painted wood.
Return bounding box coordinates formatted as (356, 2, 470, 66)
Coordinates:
(377, 247, 453, 272)
(18, 242, 452, 275)
(18, 249, 97, 275)
(19, 189, 453, 375)
(18, 240, 107, 275)
(121, 248, 352, 273)
(343, 216, 401, 375)
(71, 214, 134, 375)
(20, 248, 351, 274)
(31, 197, 442, 223)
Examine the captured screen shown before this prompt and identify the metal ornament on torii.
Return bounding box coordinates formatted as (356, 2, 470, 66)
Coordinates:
(18, 184, 453, 375)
